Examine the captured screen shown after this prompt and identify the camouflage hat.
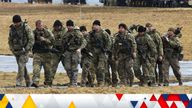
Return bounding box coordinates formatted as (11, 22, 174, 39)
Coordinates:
(13, 15, 22, 23)
(105, 29, 111, 35)
(119, 23, 128, 30)
(138, 26, 146, 32)
(168, 27, 175, 32)
(53, 20, 63, 27)
(66, 20, 74, 26)
(74, 26, 80, 30)
(80, 26, 87, 32)
(93, 20, 101, 26)
(145, 23, 152, 27)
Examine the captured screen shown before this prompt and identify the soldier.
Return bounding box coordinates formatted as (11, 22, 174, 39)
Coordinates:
(145, 23, 163, 86)
(8, 15, 34, 87)
(133, 26, 157, 86)
(51, 20, 67, 80)
(86, 20, 111, 87)
(113, 23, 137, 87)
(80, 26, 95, 87)
(105, 29, 119, 87)
(31, 20, 55, 88)
(161, 28, 183, 86)
(62, 20, 84, 87)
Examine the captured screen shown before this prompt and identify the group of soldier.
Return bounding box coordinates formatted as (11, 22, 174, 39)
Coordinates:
(8, 15, 183, 88)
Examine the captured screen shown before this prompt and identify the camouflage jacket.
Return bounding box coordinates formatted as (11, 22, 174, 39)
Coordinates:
(147, 30, 164, 57)
(8, 22, 34, 55)
(62, 29, 84, 52)
(86, 29, 111, 54)
(33, 28, 55, 53)
(52, 27, 67, 51)
(113, 31, 136, 59)
(162, 34, 182, 58)
(135, 33, 157, 59)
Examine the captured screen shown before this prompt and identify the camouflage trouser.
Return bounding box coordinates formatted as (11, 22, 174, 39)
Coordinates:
(162, 56, 182, 85)
(63, 51, 79, 86)
(105, 57, 118, 86)
(81, 55, 95, 87)
(151, 56, 158, 84)
(133, 56, 155, 85)
(52, 53, 64, 79)
(92, 53, 108, 86)
(117, 55, 134, 86)
(15, 53, 30, 86)
(32, 52, 53, 86)
(155, 60, 163, 84)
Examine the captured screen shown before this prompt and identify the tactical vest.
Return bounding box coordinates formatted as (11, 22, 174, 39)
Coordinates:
(63, 30, 82, 51)
(89, 30, 106, 51)
(33, 28, 51, 53)
(52, 28, 66, 51)
(135, 35, 149, 56)
(10, 23, 28, 51)
(115, 32, 132, 55)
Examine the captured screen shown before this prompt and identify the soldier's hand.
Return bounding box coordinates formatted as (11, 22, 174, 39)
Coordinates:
(77, 49, 81, 54)
(158, 56, 163, 62)
(132, 52, 137, 59)
(165, 37, 169, 42)
(40, 37, 46, 41)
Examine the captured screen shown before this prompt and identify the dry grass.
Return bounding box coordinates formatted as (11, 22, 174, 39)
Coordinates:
(0, 72, 191, 94)
(0, 3, 192, 60)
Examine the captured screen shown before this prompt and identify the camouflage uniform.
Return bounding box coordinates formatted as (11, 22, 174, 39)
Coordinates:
(146, 30, 164, 84)
(162, 34, 183, 86)
(62, 29, 83, 86)
(105, 36, 119, 86)
(32, 28, 55, 86)
(134, 33, 157, 86)
(80, 32, 95, 87)
(113, 31, 136, 86)
(52, 27, 67, 79)
(8, 22, 34, 87)
(86, 29, 111, 86)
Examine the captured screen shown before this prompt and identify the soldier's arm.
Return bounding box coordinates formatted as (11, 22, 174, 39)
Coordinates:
(46, 30, 55, 45)
(155, 32, 164, 56)
(25, 25, 34, 52)
(169, 37, 181, 48)
(147, 35, 157, 56)
(103, 31, 112, 51)
(129, 34, 137, 53)
(8, 29, 14, 52)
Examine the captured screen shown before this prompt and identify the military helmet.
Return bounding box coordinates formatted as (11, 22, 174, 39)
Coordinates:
(80, 26, 87, 32)
(168, 27, 175, 32)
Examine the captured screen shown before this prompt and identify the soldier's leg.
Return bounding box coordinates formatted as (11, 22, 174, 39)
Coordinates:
(96, 54, 107, 87)
(105, 59, 112, 86)
(70, 53, 79, 86)
(118, 59, 127, 86)
(32, 53, 42, 86)
(51, 53, 61, 79)
(111, 60, 118, 86)
(125, 58, 134, 87)
(162, 58, 170, 86)
(158, 62, 163, 85)
(15, 54, 27, 86)
(63, 51, 73, 85)
(43, 53, 53, 86)
(133, 57, 143, 83)
(170, 57, 182, 85)
(87, 59, 96, 87)
(81, 57, 88, 87)
(142, 59, 155, 86)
